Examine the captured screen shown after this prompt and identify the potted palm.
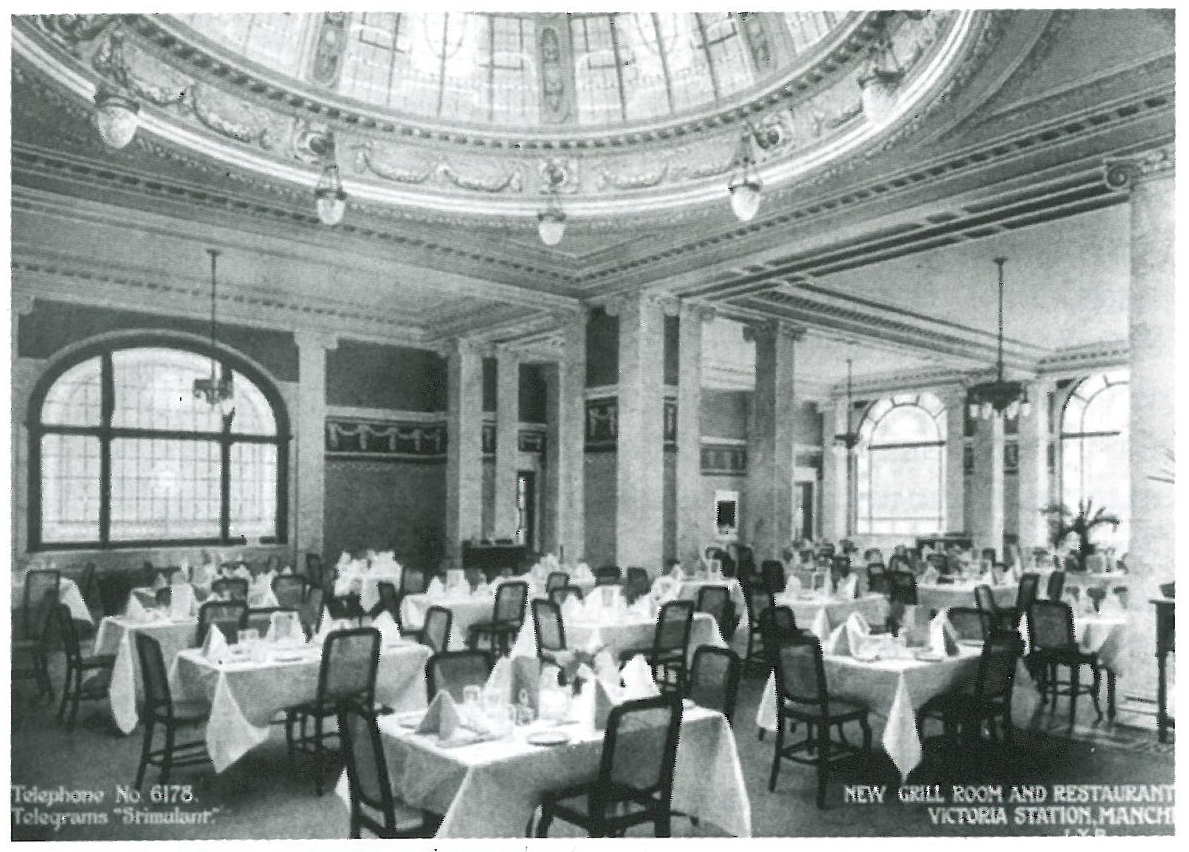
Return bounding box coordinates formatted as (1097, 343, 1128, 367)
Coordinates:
(1040, 499, 1120, 572)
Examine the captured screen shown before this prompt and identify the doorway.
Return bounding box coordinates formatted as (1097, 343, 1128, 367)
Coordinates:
(516, 470, 536, 550)
(796, 481, 815, 541)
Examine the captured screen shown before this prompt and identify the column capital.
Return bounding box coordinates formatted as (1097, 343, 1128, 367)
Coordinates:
(680, 300, 717, 324)
(1103, 145, 1174, 190)
(438, 336, 487, 359)
(493, 343, 521, 362)
(294, 328, 339, 352)
(743, 318, 804, 343)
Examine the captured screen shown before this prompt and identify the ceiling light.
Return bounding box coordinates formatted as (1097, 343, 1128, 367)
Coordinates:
(835, 357, 862, 450)
(967, 257, 1030, 420)
(314, 134, 347, 226)
(192, 248, 236, 417)
(858, 29, 904, 127)
(92, 29, 141, 150)
(727, 123, 763, 222)
(537, 162, 567, 246)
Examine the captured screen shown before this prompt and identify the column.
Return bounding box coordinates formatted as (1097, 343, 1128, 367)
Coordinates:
(676, 302, 712, 565)
(545, 310, 586, 561)
(493, 346, 520, 541)
(612, 293, 665, 571)
(940, 387, 967, 534)
(969, 414, 1005, 554)
(820, 399, 848, 543)
(745, 321, 800, 560)
(444, 338, 483, 568)
(1015, 379, 1051, 553)
(294, 329, 337, 560)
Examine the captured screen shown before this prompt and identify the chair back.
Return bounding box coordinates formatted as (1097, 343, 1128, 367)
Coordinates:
(743, 582, 775, 625)
(1026, 600, 1075, 652)
(493, 581, 528, 624)
(695, 585, 733, 638)
(134, 632, 174, 718)
(549, 585, 584, 607)
(757, 606, 799, 657)
(735, 545, 756, 581)
(318, 627, 381, 706)
(975, 628, 1022, 701)
(973, 584, 998, 615)
(889, 570, 918, 605)
(532, 599, 566, 654)
(400, 568, 428, 596)
(981, 548, 997, 565)
(426, 650, 493, 703)
(376, 581, 401, 621)
(1016, 572, 1040, 612)
(305, 553, 324, 588)
(625, 567, 651, 601)
(867, 564, 889, 595)
(596, 694, 683, 815)
(947, 606, 991, 641)
(78, 562, 99, 610)
(246, 606, 299, 636)
(54, 603, 82, 664)
(595, 565, 622, 586)
(197, 599, 248, 645)
(831, 555, 851, 576)
(770, 632, 829, 714)
(23, 569, 61, 637)
(687, 646, 742, 725)
(273, 575, 308, 608)
(212, 577, 249, 602)
(653, 600, 694, 655)
(420, 605, 453, 654)
(337, 699, 395, 833)
(1046, 570, 1066, 602)
(301, 587, 325, 637)
(545, 571, 569, 593)
(760, 560, 786, 594)
(926, 553, 947, 572)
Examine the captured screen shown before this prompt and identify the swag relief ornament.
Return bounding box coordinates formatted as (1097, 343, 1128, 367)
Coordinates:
(326, 418, 447, 460)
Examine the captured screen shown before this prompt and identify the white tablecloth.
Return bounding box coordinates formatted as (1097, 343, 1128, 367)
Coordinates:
(756, 646, 1041, 779)
(510, 611, 725, 663)
(12, 576, 92, 625)
(1020, 614, 1129, 676)
(400, 593, 498, 651)
(728, 593, 889, 657)
(335, 703, 751, 837)
(93, 615, 198, 734)
(674, 578, 746, 638)
(359, 570, 404, 613)
(917, 582, 1017, 614)
(169, 642, 431, 772)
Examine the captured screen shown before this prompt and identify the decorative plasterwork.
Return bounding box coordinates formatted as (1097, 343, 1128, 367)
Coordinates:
(1103, 145, 1175, 189)
(326, 417, 446, 461)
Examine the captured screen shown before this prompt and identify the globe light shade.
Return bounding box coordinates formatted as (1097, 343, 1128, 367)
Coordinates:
(859, 70, 902, 127)
(1006, 399, 1020, 419)
(93, 90, 140, 150)
(315, 187, 347, 227)
(1021, 400, 1033, 418)
(981, 401, 994, 420)
(537, 209, 566, 246)
(728, 177, 763, 222)
(967, 403, 979, 419)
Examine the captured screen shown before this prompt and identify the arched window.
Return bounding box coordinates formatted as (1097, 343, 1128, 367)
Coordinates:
(855, 392, 946, 535)
(29, 340, 288, 549)
(1061, 370, 1129, 549)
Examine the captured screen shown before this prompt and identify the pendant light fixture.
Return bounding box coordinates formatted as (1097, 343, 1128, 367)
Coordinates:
(192, 248, 236, 417)
(834, 357, 862, 449)
(537, 161, 567, 246)
(966, 257, 1031, 420)
(93, 27, 141, 151)
(726, 123, 763, 222)
(314, 133, 348, 227)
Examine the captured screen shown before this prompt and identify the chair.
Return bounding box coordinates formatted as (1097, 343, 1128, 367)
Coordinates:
(918, 628, 1023, 746)
(1046, 570, 1066, 602)
(417, 606, 452, 654)
(467, 581, 528, 655)
(535, 694, 683, 837)
(625, 567, 651, 602)
(765, 632, 872, 808)
(741, 582, 776, 670)
(54, 603, 116, 731)
(695, 585, 736, 641)
(425, 650, 493, 703)
(133, 633, 211, 787)
(532, 599, 567, 669)
(1026, 600, 1115, 726)
(305, 553, 325, 589)
(889, 571, 918, 606)
(337, 699, 431, 838)
(973, 584, 1012, 631)
(301, 586, 325, 638)
(400, 568, 428, 596)
(13, 588, 58, 702)
(546, 571, 569, 594)
(736, 546, 756, 583)
(211, 577, 249, 602)
(759, 605, 799, 642)
(273, 575, 308, 609)
(760, 560, 787, 595)
(549, 585, 585, 607)
(1005, 572, 1040, 629)
(619, 600, 694, 694)
(196, 599, 247, 645)
(595, 565, 622, 586)
(981, 548, 997, 565)
(687, 646, 742, 726)
(375, 581, 402, 629)
(246, 607, 300, 636)
(22, 569, 61, 639)
(946, 606, 992, 642)
(285, 627, 382, 795)
(866, 563, 889, 596)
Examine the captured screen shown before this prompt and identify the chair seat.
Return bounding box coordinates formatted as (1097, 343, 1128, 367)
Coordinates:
(920, 689, 1003, 719)
(543, 781, 660, 825)
(79, 653, 117, 669)
(618, 646, 683, 665)
(781, 696, 868, 722)
(288, 699, 337, 719)
(1032, 647, 1100, 666)
(469, 620, 520, 634)
(77, 670, 113, 698)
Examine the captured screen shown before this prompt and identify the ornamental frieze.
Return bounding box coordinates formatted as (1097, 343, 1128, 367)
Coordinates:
(326, 418, 447, 460)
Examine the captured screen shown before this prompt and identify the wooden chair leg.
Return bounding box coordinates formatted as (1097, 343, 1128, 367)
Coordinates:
(1106, 669, 1117, 719)
(1090, 665, 1103, 719)
(815, 725, 830, 809)
(68, 670, 83, 732)
(57, 664, 71, 723)
(1068, 665, 1079, 729)
(162, 723, 175, 784)
(135, 719, 154, 788)
(313, 715, 325, 796)
(768, 712, 783, 792)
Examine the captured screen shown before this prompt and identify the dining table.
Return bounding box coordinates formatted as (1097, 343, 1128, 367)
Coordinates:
(510, 608, 726, 663)
(400, 589, 499, 651)
(728, 592, 889, 657)
(333, 688, 751, 837)
(168, 639, 430, 772)
(916, 580, 1017, 615)
(93, 613, 200, 734)
(11, 574, 93, 625)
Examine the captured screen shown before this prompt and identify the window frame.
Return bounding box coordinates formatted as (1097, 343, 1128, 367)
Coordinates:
(27, 334, 290, 552)
(856, 393, 947, 535)
(1059, 370, 1129, 512)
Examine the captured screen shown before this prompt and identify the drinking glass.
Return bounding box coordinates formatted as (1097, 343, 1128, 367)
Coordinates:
(238, 628, 259, 647)
(463, 685, 481, 709)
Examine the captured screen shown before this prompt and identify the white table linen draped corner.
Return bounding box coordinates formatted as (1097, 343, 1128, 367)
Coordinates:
(93, 614, 199, 734)
(916, 581, 1018, 614)
(400, 591, 498, 650)
(729, 593, 890, 658)
(510, 610, 726, 663)
(13, 575, 92, 625)
(168, 642, 431, 772)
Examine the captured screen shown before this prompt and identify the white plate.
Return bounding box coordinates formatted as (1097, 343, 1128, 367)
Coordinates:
(527, 730, 571, 746)
(914, 650, 946, 662)
(272, 653, 311, 663)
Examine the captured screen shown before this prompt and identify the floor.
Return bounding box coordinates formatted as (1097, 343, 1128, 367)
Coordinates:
(10, 637, 1175, 841)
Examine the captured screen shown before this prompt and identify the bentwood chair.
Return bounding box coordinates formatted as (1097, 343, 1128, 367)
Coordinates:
(211, 577, 249, 602)
(918, 628, 1022, 747)
(337, 699, 433, 838)
(535, 694, 683, 837)
(273, 575, 308, 609)
(735, 546, 757, 583)
(55, 603, 116, 731)
(375, 581, 403, 630)
(695, 585, 736, 641)
(1007, 572, 1040, 629)
(305, 553, 325, 590)
(531, 599, 567, 670)
(595, 565, 622, 586)
(196, 600, 248, 645)
(425, 650, 493, 704)
(946, 606, 993, 642)
(687, 645, 742, 726)
(765, 631, 872, 809)
(761, 560, 787, 595)
(134, 633, 211, 788)
(619, 600, 694, 694)
(246, 607, 300, 637)
(400, 568, 428, 597)
(973, 584, 1012, 631)
(866, 563, 889, 596)
(468, 581, 528, 655)
(285, 627, 382, 795)
(1026, 600, 1115, 727)
(889, 571, 919, 606)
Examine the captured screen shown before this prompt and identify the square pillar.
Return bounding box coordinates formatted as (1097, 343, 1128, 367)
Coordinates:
(676, 302, 712, 564)
(1016, 379, 1051, 553)
(493, 347, 521, 541)
(820, 400, 848, 542)
(969, 413, 1005, 553)
(295, 330, 337, 561)
(544, 310, 586, 562)
(445, 338, 483, 567)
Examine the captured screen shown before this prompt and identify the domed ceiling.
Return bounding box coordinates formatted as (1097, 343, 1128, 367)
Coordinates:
(16, 11, 988, 222)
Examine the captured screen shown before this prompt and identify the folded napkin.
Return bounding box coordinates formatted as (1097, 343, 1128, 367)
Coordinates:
(810, 609, 831, 645)
(1099, 592, 1125, 617)
(202, 624, 229, 658)
(254, 588, 280, 609)
(834, 574, 858, 601)
(372, 610, 401, 645)
(621, 655, 660, 699)
(845, 611, 871, 647)
(483, 655, 513, 704)
(930, 610, 961, 656)
(124, 595, 150, 624)
(509, 621, 537, 660)
(650, 576, 680, 603)
(572, 562, 594, 581)
(561, 595, 583, 624)
(921, 566, 940, 585)
(592, 678, 619, 730)
(169, 583, 194, 621)
(427, 577, 445, 598)
(337, 551, 352, 569)
(543, 553, 561, 572)
(827, 624, 852, 656)
(280, 565, 292, 576)
(190, 563, 215, 590)
(669, 565, 685, 583)
(417, 690, 462, 739)
(151, 572, 167, 591)
(266, 610, 301, 644)
(786, 573, 803, 593)
(233, 566, 252, 582)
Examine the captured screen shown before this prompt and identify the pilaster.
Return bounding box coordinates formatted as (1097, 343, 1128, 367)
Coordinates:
(444, 337, 483, 567)
(493, 346, 521, 540)
(676, 302, 713, 564)
(294, 329, 338, 560)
